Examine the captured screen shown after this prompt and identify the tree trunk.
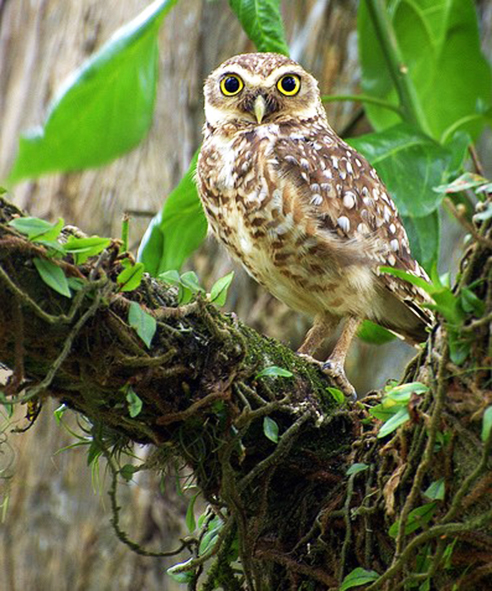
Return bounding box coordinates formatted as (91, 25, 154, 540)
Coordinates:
(1, 194, 491, 591)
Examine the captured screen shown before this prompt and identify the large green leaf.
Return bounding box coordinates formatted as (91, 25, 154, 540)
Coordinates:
(7, 0, 177, 183)
(138, 153, 208, 275)
(358, 0, 492, 140)
(229, 0, 289, 55)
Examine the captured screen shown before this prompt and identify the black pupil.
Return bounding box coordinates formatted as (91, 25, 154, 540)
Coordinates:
(281, 76, 297, 92)
(224, 76, 240, 93)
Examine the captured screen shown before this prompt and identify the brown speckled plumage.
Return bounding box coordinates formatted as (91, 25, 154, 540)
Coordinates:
(197, 53, 433, 396)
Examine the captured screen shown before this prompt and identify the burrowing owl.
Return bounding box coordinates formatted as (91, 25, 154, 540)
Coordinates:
(197, 53, 432, 397)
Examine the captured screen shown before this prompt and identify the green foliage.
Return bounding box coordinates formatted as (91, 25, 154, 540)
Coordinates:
(358, 0, 492, 141)
(9, 216, 64, 242)
(158, 269, 204, 304)
(255, 365, 293, 379)
(209, 271, 235, 307)
(357, 319, 396, 344)
(389, 502, 437, 537)
(369, 382, 428, 438)
(7, 0, 178, 183)
(263, 416, 279, 443)
(327, 387, 345, 404)
(228, 0, 289, 55)
(63, 236, 112, 265)
(340, 567, 379, 590)
(116, 259, 145, 292)
(346, 463, 369, 476)
(482, 406, 492, 443)
(122, 384, 143, 418)
(128, 301, 157, 348)
(424, 478, 445, 501)
(33, 257, 71, 298)
(138, 153, 208, 275)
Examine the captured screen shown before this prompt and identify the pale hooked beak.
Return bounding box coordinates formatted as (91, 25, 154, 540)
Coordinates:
(253, 95, 267, 124)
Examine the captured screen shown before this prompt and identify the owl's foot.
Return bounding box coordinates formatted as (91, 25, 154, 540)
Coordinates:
(296, 353, 357, 401)
(322, 360, 357, 401)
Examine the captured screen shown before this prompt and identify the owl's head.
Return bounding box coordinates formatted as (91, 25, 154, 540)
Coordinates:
(203, 53, 325, 128)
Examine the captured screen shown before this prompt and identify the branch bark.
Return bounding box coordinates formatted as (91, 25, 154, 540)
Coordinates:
(1, 195, 492, 590)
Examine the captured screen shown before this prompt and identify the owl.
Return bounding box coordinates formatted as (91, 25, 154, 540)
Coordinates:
(196, 52, 432, 398)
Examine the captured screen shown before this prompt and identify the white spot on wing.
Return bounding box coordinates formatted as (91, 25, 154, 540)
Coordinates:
(337, 216, 350, 233)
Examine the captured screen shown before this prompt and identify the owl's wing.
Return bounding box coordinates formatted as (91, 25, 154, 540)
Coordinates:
(271, 129, 433, 335)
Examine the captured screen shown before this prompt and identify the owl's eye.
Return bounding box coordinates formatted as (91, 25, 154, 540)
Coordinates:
(220, 74, 244, 96)
(277, 74, 301, 96)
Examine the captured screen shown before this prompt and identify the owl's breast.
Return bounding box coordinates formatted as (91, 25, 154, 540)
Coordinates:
(197, 127, 377, 318)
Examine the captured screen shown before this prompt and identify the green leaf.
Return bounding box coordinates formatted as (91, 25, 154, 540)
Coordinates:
(358, 0, 491, 141)
(180, 271, 204, 295)
(128, 301, 156, 348)
(209, 271, 235, 307)
(33, 257, 71, 298)
(63, 235, 111, 265)
(357, 320, 396, 345)
(481, 406, 492, 443)
(138, 153, 208, 274)
(460, 288, 485, 317)
(199, 516, 223, 555)
(8, 0, 178, 182)
(383, 382, 429, 405)
(340, 567, 379, 590)
(9, 216, 64, 242)
(401, 211, 440, 272)
(256, 365, 293, 379)
(435, 172, 488, 194)
(123, 384, 143, 418)
(378, 406, 410, 439)
(389, 502, 437, 538)
(263, 416, 279, 443)
(229, 0, 289, 55)
(116, 260, 145, 292)
(185, 493, 199, 533)
(346, 463, 369, 476)
(166, 560, 195, 583)
(158, 269, 181, 286)
(53, 404, 67, 424)
(327, 387, 345, 403)
(120, 463, 139, 481)
(424, 478, 445, 501)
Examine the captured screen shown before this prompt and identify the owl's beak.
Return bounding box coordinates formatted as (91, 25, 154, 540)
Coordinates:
(253, 95, 267, 124)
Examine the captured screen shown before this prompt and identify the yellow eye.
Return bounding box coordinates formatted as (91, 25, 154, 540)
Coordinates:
(277, 74, 301, 96)
(220, 74, 244, 96)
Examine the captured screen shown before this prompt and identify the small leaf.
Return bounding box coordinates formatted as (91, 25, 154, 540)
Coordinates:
(53, 404, 67, 424)
(128, 301, 156, 348)
(389, 502, 437, 538)
(185, 493, 199, 533)
(199, 516, 223, 555)
(424, 478, 445, 501)
(327, 387, 345, 403)
(435, 172, 488, 194)
(116, 260, 144, 291)
(383, 382, 429, 405)
(346, 463, 369, 476)
(340, 567, 379, 590)
(460, 288, 485, 317)
(123, 384, 143, 418)
(209, 271, 235, 307)
(166, 560, 195, 583)
(378, 407, 410, 439)
(33, 257, 71, 298)
(263, 416, 279, 443)
(180, 271, 204, 294)
(158, 269, 181, 285)
(63, 235, 111, 264)
(481, 406, 492, 442)
(120, 464, 139, 481)
(256, 365, 293, 379)
(9, 216, 64, 242)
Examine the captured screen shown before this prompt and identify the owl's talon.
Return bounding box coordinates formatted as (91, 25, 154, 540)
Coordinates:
(322, 361, 357, 401)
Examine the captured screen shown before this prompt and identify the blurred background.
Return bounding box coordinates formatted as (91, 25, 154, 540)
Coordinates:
(0, 1, 491, 589)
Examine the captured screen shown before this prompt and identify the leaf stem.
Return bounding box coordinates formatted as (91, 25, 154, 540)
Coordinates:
(321, 94, 403, 115)
(364, 0, 430, 135)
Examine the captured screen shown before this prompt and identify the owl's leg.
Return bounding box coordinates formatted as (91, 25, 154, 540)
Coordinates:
(322, 317, 359, 400)
(296, 314, 337, 356)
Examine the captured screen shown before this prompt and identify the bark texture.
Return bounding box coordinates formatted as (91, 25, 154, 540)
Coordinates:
(1, 195, 492, 590)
